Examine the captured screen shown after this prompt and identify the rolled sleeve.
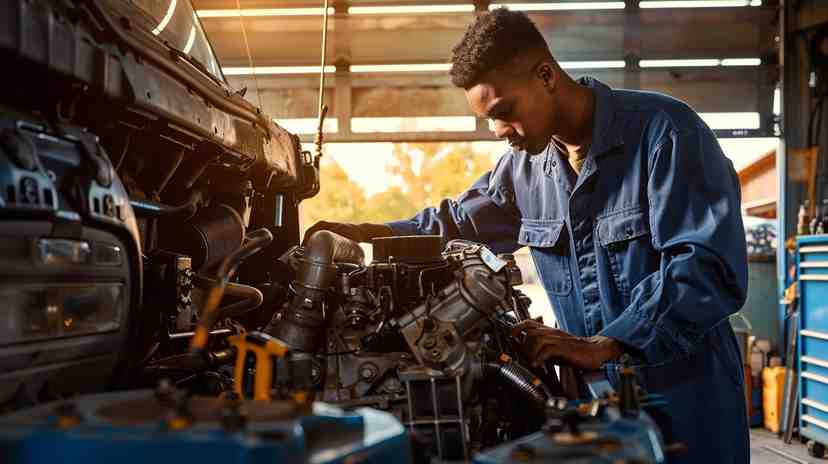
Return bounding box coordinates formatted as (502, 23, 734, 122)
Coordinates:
(385, 154, 522, 254)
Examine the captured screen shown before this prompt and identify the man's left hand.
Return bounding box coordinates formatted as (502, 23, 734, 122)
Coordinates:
(511, 320, 625, 370)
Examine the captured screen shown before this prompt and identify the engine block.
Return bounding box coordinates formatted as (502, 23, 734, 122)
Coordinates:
(265, 234, 562, 459)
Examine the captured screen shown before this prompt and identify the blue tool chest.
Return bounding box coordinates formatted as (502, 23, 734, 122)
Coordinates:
(796, 236, 828, 447)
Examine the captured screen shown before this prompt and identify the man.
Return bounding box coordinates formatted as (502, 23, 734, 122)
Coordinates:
(306, 8, 748, 462)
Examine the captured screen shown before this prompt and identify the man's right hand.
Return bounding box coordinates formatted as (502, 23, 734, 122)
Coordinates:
(303, 221, 393, 245)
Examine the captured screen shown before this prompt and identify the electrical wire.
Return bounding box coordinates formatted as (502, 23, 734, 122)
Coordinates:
(234, 0, 263, 110)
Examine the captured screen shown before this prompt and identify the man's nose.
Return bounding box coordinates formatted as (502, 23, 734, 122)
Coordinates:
(492, 120, 515, 139)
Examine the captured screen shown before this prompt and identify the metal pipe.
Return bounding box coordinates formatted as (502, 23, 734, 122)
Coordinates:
(130, 190, 203, 219)
(169, 328, 233, 340)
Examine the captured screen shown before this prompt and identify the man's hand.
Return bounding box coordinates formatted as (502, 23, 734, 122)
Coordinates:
(511, 320, 624, 370)
(303, 221, 393, 245)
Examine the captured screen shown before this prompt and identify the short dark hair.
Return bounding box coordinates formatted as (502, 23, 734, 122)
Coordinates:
(449, 8, 549, 89)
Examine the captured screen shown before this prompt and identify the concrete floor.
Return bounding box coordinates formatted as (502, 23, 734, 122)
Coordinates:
(751, 428, 819, 463)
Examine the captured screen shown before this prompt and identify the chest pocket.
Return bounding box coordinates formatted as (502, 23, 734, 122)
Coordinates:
(518, 218, 572, 296)
(597, 208, 654, 299)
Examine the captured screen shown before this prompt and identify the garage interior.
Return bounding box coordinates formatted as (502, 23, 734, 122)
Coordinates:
(2, 0, 828, 463)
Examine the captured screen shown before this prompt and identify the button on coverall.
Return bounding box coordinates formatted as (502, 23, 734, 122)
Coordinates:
(387, 77, 750, 463)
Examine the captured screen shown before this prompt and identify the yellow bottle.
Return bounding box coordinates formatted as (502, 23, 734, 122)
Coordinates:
(762, 366, 787, 433)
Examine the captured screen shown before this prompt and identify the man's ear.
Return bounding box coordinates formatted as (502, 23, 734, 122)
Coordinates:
(536, 62, 558, 91)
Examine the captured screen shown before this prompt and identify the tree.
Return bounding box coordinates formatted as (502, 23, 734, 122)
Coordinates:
(386, 143, 494, 211)
(300, 142, 495, 230)
(300, 158, 368, 227)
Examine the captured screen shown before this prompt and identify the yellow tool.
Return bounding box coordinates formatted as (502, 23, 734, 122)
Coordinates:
(228, 332, 289, 401)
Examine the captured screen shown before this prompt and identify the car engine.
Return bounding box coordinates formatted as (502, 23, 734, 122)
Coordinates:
(263, 234, 563, 459)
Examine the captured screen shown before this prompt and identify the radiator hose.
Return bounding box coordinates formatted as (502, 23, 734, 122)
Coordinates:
(485, 358, 553, 410)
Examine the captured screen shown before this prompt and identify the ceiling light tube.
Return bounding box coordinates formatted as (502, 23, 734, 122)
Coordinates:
(349, 5, 474, 14)
(720, 58, 762, 66)
(639, 59, 721, 67)
(639, 0, 751, 8)
(490, 2, 625, 11)
(560, 60, 626, 69)
(222, 66, 336, 75)
(698, 112, 760, 130)
(197, 8, 334, 18)
(350, 63, 452, 73)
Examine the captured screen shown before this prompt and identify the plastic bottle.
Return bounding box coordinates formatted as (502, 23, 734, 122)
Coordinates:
(818, 199, 828, 234)
(799, 202, 811, 235)
(811, 203, 822, 234)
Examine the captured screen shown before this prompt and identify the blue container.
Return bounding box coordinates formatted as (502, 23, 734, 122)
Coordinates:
(796, 236, 828, 449)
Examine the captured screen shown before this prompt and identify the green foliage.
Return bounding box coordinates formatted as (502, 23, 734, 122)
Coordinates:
(300, 142, 495, 230)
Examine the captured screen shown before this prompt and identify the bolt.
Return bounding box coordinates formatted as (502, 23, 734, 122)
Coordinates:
(360, 364, 377, 381)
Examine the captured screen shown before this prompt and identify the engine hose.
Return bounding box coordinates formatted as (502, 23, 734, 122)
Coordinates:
(130, 189, 203, 219)
(485, 360, 552, 410)
(193, 278, 264, 320)
(190, 228, 273, 352)
(216, 282, 264, 320)
(265, 230, 365, 352)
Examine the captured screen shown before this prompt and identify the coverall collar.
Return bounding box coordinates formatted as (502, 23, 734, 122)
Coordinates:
(576, 76, 624, 158)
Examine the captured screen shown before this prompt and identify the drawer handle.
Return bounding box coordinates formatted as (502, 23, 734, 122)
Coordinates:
(802, 330, 828, 341)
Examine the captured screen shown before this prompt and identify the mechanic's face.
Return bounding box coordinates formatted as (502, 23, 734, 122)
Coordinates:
(465, 62, 558, 155)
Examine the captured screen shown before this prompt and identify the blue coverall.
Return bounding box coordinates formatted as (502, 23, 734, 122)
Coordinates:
(387, 77, 750, 463)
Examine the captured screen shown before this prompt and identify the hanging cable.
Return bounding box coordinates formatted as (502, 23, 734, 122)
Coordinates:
(314, 0, 330, 167)
(235, 0, 263, 110)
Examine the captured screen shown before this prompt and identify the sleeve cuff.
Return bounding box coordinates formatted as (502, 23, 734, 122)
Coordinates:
(600, 309, 693, 364)
(385, 220, 419, 236)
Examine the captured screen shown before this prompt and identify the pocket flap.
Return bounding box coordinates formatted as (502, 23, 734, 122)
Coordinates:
(518, 218, 565, 248)
(597, 209, 649, 247)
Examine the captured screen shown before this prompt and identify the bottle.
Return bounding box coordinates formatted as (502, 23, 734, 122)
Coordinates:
(818, 199, 828, 234)
(798, 201, 811, 235)
(811, 202, 822, 234)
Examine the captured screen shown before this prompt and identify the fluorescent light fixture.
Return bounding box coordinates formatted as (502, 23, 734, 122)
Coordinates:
(349, 5, 474, 14)
(720, 58, 762, 66)
(351, 63, 451, 73)
(640, 58, 760, 68)
(640, 59, 720, 67)
(275, 118, 338, 134)
(699, 112, 760, 130)
(222, 66, 336, 75)
(560, 60, 626, 69)
(197, 8, 334, 18)
(152, 0, 178, 35)
(640, 0, 752, 8)
(351, 116, 476, 133)
(491, 2, 624, 11)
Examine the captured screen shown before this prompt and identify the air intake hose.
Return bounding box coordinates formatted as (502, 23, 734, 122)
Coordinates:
(266, 230, 364, 352)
